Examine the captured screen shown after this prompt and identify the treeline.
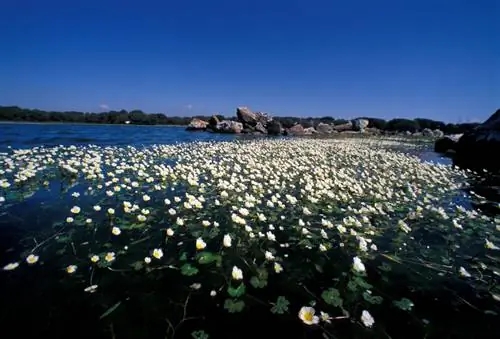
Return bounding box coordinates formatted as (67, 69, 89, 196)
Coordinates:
(0, 106, 479, 134)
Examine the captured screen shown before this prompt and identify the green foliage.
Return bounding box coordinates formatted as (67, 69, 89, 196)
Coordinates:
(181, 263, 199, 276)
(191, 330, 209, 339)
(250, 276, 267, 288)
(321, 288, 343, 307)
(224, 299, 245, 313)
(393, 298, 414, 311)
(270, 296, 290, 314)
(362, 291, 383, 304)
(227, 283, 246, 298)
(196, 251, 221, 265)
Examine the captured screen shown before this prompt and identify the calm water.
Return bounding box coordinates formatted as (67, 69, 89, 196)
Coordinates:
(0, 123, 497, 339)
(0, 122, 238, 151)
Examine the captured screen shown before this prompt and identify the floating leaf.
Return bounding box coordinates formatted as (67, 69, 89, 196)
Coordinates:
(130, 261, 144, 271)
(224, 299, 245, 313)
(181, 263, 199, 276)
(347, 280, 358, 292)
(197, 251, 221, 265)
(191, 330, 209, 339)
(99, 301, 122, 320)
(179, 252, 188, 261)
(228, 283, 246, 298)
(393, 298, 414, 311)
(362, 291, 383, 304)
(321, 288, 343, 307)
(271, 296, 290, 314)
(250, 276, 267, 288)
(353, 276, 373, 289)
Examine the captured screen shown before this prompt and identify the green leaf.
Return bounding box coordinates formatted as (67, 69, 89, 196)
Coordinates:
(191, 330, 209, 339)
(99, 301, 122, 320)
(271, 296, 289, 314)
(347, 280, 358, 292)
(362, 291, 383, 304)
(179, 252, 188, 261)
(249, 276, 267, 289)
(393, 298, 414, 311)
(130, 261, 144, 271)
(181, 263, 199, 276)
(224, 299, 245, 313)
(196, 251, 221, 265)
(228, 283, 246, 298)
(321, 288, 343, 307)
(378, 262, 392, 272)
(354, 276, 373, 289)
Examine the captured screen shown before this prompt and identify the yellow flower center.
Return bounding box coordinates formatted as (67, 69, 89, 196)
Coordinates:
(303, 311, 313, 322)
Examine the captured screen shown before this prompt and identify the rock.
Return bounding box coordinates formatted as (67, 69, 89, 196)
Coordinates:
(433, 129, 444, 138)
(303, 127, 317, 135)
(186, 118, 208, 131)
(422, 128, 434, 137)
(267, 120, 283, 135)
(208, 115, 220, 128)
(255, 122, 267, 134)
(353, 119, 369, 132)
(332, 121, 353, 132)
(214, 120, 243, 134)
(285, 124, 305, 136)
(455, 109, 500, 171)
(316, 123, 333, 134)
(236, 107, 271, 127)
(364, 127, 381, 134)
(434, 137, 458, 154)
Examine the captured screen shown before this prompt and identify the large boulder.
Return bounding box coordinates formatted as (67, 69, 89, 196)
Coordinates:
(208, 115, 221, 129)
(236, 107, 271, 127)
(316, 122, 333, 134)
(353, 119, 369, 132)
(303, 127, 318, 135)
(267, 120, 283, 135)
(186, 118, 208, 131)
(422, 128, 434, 137)
(214, 120, 243, 134)
(454, 109, 500, 171)
(433, 129, 444, 138)
(332, 121, 353, 132)
(434, 136, 458, 154)
(285, 124, 305, 136)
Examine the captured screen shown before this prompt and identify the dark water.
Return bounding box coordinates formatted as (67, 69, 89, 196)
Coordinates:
(0, 123, 498, 339)
(0, 122, 237, 151)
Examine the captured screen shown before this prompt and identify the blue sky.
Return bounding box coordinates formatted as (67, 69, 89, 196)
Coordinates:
(0, 0, 498, 122)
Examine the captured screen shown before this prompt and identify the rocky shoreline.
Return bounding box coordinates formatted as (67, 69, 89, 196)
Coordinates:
(186, 106, 447, 138)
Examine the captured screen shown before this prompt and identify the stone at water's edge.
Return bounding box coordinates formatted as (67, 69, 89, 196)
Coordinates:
(454, 109, 500, 171)
(186, 118, 208, 131)
(284, 124, 305, 135)
(214, 120, 243, 134)
(333, 121, 353, 132)
(316, 122, 333, 134)
(267, 120, 283, 136)
(353, 119, 369, 132)
(434, 136, 458, 154)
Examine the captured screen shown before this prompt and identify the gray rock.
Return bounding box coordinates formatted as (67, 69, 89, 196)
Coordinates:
(332, 121, 353, 132)
(433, 129, 444, 138)
(303, 127, 318, 135)
(455, 109, 500, 170)
(236, 107, 272, 127)
(255, 122, 267, 134)
(267, 120, 283, 135)
(422, 128, 434, 137)
(186, 118, 208, 131)
(316, 122, 333, 134)
(214, 120, 243, 134)
(353, 119, 369, 132)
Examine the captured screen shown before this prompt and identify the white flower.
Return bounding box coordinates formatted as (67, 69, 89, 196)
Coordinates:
(196, 238, 206, 250)
(107, 208, 115, 215)
(168, 208, 177, 215)
(137, 214, 147, 222)
(361, 310, 375, 327)
(485, 239, 499, 250)
(166, 228, 174, 236)
(143, 194, 151, 202)
(320, 311, 332, 323)
(152, 248, 163, 259)
(90, 255, 99, 263)
(265, 251, 275, 261)
(105, 252, 115, 262)
(164, 198, 171, 205)
(84, 285, 98, 293)
(298, 306, 319, 325)
(26, 254, 39, 264)
(3, 262, 19, 271)
(352, 256, 366, 273)
(111, 227, 121, 235)
(202, 220, 210, 227)
(319, 244, 327, 252)
(66, 265, 77, 274)
(274, 262, 283, 273)
(232, 266, 243, 280)
(266, 231, 276, 241)
(144, 256, 152, 264)
(86, 218, 92, 224)
(93, 205, 101, 211)
(223, 234, 232, 247)
(70, 206, 81, 214)
(210, 290, 217, 297)
(459, 266, 472, 278)
(71, 192, 80, 198)
(176, 217, 184, 226)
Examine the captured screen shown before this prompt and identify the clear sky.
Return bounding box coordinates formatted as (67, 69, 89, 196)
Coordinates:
(0, 0, 498, 122)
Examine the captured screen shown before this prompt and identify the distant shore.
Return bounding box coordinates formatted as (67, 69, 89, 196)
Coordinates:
(0, 121, 186, 127)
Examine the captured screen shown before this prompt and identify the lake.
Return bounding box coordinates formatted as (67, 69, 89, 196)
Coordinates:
(0, 123, 498, 339)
